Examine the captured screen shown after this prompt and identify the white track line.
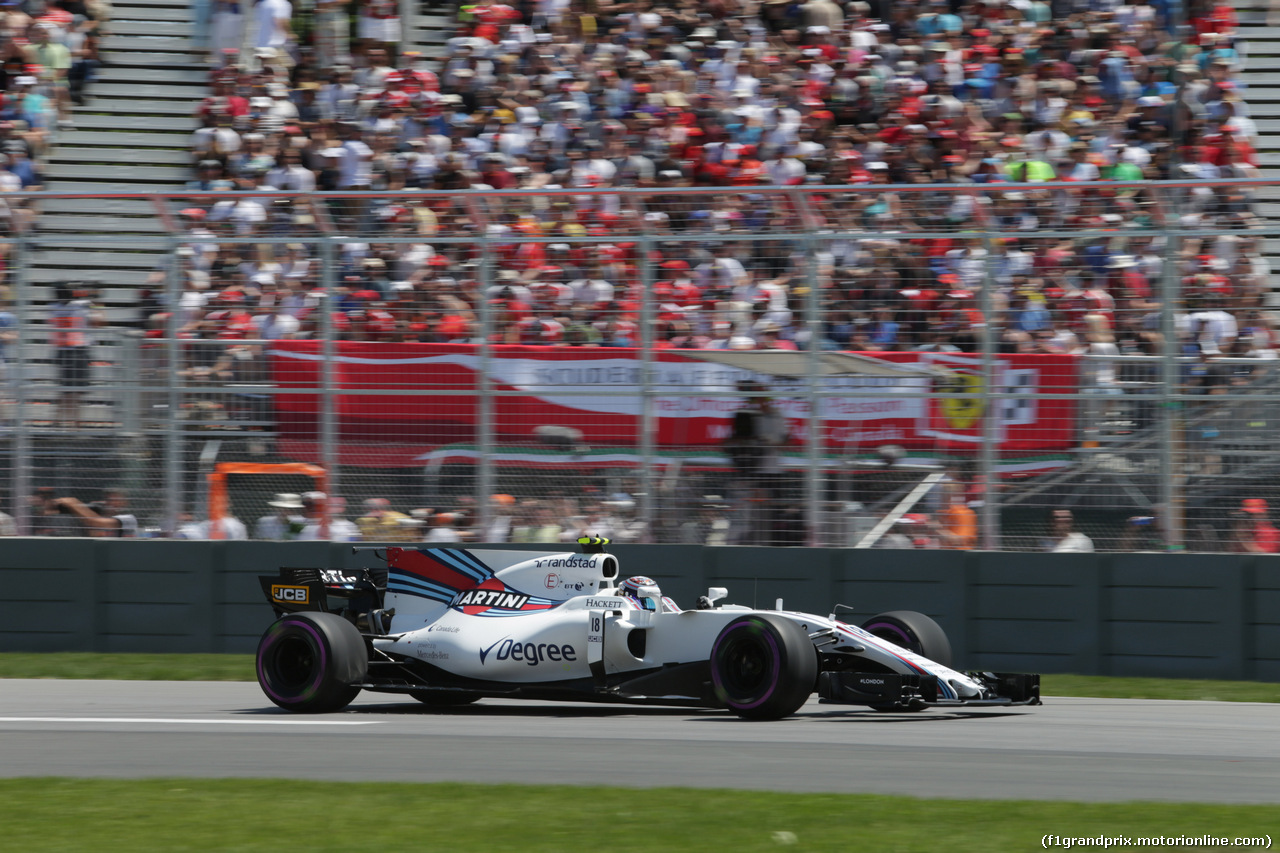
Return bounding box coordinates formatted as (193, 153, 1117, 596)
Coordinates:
(0, 717, 381, 726)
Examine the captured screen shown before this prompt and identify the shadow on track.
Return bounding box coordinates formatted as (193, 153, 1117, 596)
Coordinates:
(232, 701, 718, 719)
(233, 701, 1029, 722)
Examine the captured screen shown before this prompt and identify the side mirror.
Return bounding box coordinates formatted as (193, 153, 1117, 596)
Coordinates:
(705, 587, 727, 605)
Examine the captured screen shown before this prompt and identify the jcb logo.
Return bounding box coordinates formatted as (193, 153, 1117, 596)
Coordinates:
(272, 585, 310, 604)
(939, 371, 985, 430)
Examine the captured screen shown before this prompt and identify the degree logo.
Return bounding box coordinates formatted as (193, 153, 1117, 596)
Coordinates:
(479, 636, 506, 664)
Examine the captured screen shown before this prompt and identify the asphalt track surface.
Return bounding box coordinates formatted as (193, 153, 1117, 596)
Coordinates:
(1, 680, 1278, 803)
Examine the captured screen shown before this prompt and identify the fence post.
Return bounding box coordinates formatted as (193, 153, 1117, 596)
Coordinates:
(639, 233, 656, 543)
(979, 233, 999, 550)
(1160, 223, 1182, 550)
(11, 235, 29, 534)
(320, 235, 337, 539)
(804, 230, 821, 546)
(476, 216, 494, 537)
(165, 237, 182, 535)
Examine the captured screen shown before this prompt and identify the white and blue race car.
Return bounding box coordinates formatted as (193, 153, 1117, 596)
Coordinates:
(256, 539, 1040, 720)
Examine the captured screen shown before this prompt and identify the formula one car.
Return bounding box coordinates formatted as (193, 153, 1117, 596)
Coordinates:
(256, 540, 1040, 719)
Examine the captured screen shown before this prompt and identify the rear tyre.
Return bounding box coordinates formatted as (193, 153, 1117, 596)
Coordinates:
(860, 610, 952, 712)
(257, 612, 368, 713)
(409, 690, 481, 707)
(710, 615, 817, 720)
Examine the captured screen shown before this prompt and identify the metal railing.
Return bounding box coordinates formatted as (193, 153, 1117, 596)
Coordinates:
(2, 181, 1279, 550)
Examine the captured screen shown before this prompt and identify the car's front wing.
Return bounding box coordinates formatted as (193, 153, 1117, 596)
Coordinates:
(818, 670, 1041, 708)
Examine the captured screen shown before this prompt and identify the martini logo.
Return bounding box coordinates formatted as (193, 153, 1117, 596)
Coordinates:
(451, 589, 530, 610)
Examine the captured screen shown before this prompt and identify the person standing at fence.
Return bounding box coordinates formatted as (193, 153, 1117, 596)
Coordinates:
(30, 486, 80, 536)
(52, 490, 137, 537)
(49, 282, 98, 430)
(1237, 498, 1280, 553)
(723, 380, 789, 545)
(254, 492, 305, 539)
(938, 482, 977, 550)
(296, 492, 360, 541)
(424, 511, 463, 543)
(357, 497, 410, 541)
(1046, 509, 1093, 553)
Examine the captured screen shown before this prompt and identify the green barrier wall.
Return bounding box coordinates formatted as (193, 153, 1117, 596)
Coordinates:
(2, 540, 1277, 681)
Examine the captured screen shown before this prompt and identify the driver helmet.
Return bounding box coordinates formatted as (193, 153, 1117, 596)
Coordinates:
(620, 575, 658, 610)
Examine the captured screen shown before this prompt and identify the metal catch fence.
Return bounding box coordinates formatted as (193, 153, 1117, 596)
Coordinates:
(1, 181, 1278, 551)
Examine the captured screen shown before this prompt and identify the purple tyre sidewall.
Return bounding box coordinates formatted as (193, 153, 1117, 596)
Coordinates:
(711, 618, 783, 710)
(862, 621, 917, 653)
(257, 619, 328, 705)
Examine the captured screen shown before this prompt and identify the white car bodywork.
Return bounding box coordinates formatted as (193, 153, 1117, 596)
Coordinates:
(373, 547, 985, 701)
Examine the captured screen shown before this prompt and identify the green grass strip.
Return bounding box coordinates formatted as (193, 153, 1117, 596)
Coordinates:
(1041, 674, 1280, 703)
(0, 653, 254, 682)
(1, 780, 1275, 853)
(1, 653, 1278, 702)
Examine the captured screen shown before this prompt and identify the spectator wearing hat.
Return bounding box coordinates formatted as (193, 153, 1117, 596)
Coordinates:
(1238, 498, 1280, 553)
(187, 159, 234, 192)
(255, 492, 305, 539)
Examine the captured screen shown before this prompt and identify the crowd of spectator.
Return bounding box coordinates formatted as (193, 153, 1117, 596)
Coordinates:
(0, 0, 101, 233)
(156, 0, 1272, 374)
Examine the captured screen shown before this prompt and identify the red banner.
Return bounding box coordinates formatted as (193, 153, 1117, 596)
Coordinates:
(269, 342, 1079, 468)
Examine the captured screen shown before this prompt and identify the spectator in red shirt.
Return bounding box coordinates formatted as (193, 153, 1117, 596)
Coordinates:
(1239, 498, 1280, 553)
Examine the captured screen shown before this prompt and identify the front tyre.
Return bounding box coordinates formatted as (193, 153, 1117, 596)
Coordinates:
(257, 612, 368, 713)
(860, 610, 952, 667)
(860, 610, 952, 712)
(710, 615, 817, 720)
